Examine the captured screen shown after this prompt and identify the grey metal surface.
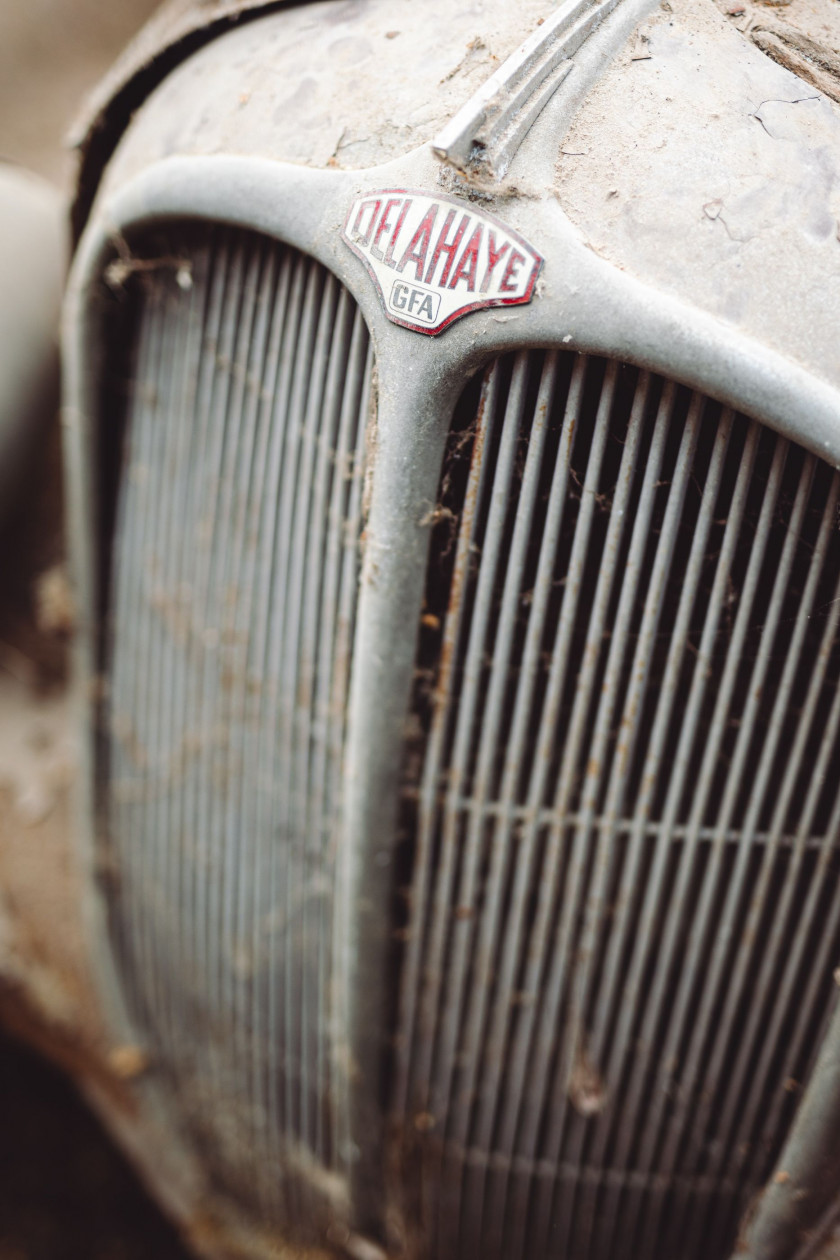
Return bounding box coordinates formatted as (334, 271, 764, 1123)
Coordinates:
(396, 348, 840, 1259)
(65, 154, 840, 1258)
(60, 0, 840, 1253)
(93, 0, 606, 196)
(554, 0, 840, 399)
(105, 223, 372, 1241)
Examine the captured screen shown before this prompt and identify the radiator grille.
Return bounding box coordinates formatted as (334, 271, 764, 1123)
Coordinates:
(396, 350, 840, 1260)
(104, 225, 372, 1224)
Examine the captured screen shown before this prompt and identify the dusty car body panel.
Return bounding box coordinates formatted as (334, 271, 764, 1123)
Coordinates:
(50, 0, 840, 1257)
(556, 0, 840, 398)
(91, 0, 614, 185)
(69, 0, 293, 238)
(89, 0, 840, 411)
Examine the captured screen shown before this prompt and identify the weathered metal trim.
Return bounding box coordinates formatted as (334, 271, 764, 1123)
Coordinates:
(78, 152, 840, 462)
(66, 148, 840, 1248)
(432, 0, 631, 179)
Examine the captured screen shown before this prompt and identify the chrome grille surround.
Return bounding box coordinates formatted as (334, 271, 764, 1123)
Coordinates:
(61, 6, 840, 1248)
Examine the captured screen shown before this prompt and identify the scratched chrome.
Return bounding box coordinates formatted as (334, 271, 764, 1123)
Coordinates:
(106, 223, 372, 1231)
(396, 349, 840, 1260)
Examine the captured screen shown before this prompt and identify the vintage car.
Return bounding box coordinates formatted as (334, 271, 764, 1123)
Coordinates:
(6, 0, 840, 1256)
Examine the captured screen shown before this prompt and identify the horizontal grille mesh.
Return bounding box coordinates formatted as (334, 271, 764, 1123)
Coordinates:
(396, 349, 840, 1259)
(104, 225, 372, 1225)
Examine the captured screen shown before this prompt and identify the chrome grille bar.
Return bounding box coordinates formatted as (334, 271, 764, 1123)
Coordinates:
(591, 416, 763, 1259)
(661, 466, 839, 1252)
(535, 386, 703, 1260)
(615, 436, 800, 1254)
(106, 225, 372, 1229)
(500, 366, 656, 1260)
(396, 349, 840, 1259)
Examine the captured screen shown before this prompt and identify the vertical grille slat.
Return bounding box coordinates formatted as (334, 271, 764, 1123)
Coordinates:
(716, 566, 840, 1176)
(221, 236, 281, 1208)
(262, 251, 310, 1209)
(620, 438, 805, 1255)
(221, 239, 273, 1193)
(591, 416, 764, 1260)
(111, 256, 169, 1053)
(397, 349, 840, 1259)
(105, 225, 372, 1229)
(540, 386, 704, 1260)
(236, 243, 288, 1211)
(396, 363, 504, 1122)
(662, 464, 840, 1251)
(180, 233, 232, 1145)
(165, 241, 218, 1112)
(196, 234, 252, 1146)
(447, 351, 563, 1163)
(143, 262, 191, 1069)
(574, 402, 735, 1260)
(244, 246, 297, 1217)
(506, 368, 660, 1260)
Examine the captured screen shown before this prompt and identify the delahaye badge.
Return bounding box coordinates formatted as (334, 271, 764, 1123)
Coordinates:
(342, 188, 543, 335)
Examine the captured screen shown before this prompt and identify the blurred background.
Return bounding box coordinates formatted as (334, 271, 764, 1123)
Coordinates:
(0, 0, 160, 190)
(0, 3, 193, 1257)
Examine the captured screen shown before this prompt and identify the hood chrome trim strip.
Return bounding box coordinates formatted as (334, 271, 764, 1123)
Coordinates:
(432, 0, 626, 179)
